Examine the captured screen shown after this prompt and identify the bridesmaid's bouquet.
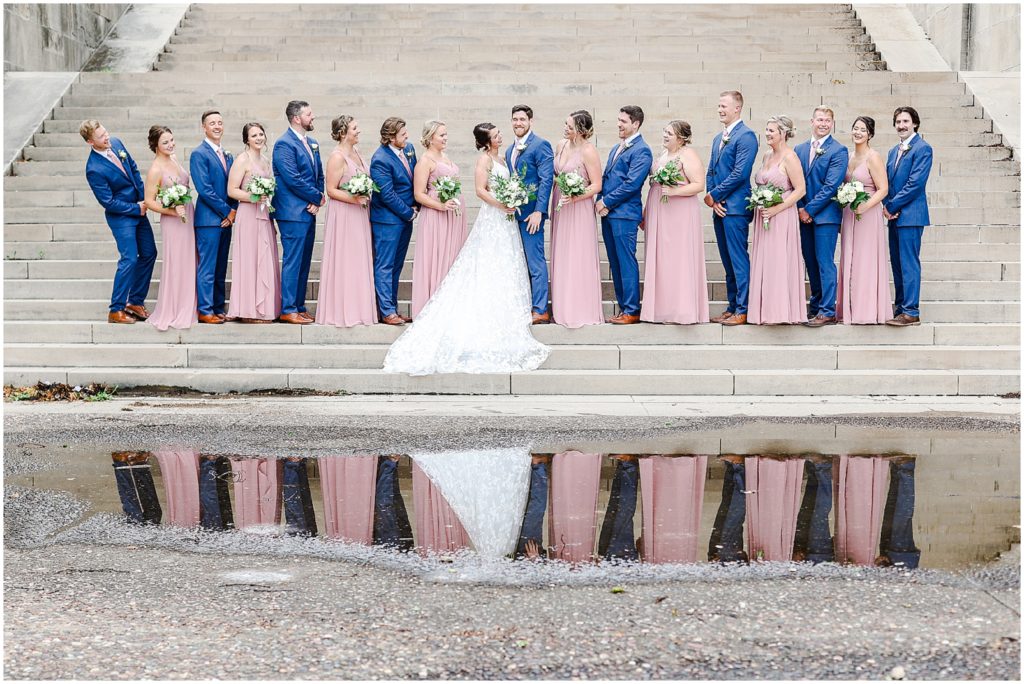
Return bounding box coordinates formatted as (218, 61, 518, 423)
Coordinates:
(833, 180, 871, 220)
(649, 159, 687, 203)
(491, 170, 537, 223)
(746, 183, 785, 231)
(156, 182, 193, 223)
(341, 172, 380, 205)
(245, 175, 276, 212)
(554, 171, 587, 211)
(433, 175, 462, 216)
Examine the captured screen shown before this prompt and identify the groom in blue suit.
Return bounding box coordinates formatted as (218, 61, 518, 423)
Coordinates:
(795, 107, 849, 326)
(272, 100, 325, 324)
(883, 107, 933, 327)
(597, 105, 653, 324)
(705, 91, 758, 326)
(369, 116, 418, 326)
(190, 110, 237, 324)
(506, 105, 554, 323)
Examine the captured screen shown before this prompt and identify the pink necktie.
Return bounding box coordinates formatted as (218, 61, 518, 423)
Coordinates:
(216, 146, 227, 171)
(300, 136, 314, 162)
(895, 146, 907, 167)
(397, 149, 411, 176)
(510, 147, 520, 172)
(612, 143, 626, 164)
(810, 140, 820, 165)
(106, 150, 127, 176)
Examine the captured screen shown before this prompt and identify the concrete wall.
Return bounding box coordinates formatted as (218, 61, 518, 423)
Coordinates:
(908, 3, 1020, 72)
(4, 3, 128, 72)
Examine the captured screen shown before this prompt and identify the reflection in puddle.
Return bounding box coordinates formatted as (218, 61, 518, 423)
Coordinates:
(95, 448, 1015, 571)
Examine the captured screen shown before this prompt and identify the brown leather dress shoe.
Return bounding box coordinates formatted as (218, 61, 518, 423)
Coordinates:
(297, 312, 315, 323)
(215, 313, 228, 321)
(198, 313, 224, 324)
(710, 310, 734, 324)
(885, 313, 921, 327)
(381, 313, 405, 326)
(279, 313, 312, 325)
(609, 313, 640, 325)
(804, 314, 838, 327)
(531, 311, 551, 325)
(124, 304, 150, 320)
(107, 310, 136, 324)
(721, 313, 747, 326)
(399, 314, 413, 323)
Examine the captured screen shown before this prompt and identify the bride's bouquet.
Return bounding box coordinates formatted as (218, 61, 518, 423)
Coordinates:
(157, 182, 193, 222)
(491, 170, 537, 223)
(746, 183, 785, 231)
(833, 180, 871, 220)
(649, 159, 687, 203)
(554, 171, 587, 211)
(245, 174, 276, 212)
(341, 172, 380, 205)
(433, 175, 462, 216)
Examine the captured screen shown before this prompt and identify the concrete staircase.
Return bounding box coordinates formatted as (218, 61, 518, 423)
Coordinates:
(4, 3, 1020, 395)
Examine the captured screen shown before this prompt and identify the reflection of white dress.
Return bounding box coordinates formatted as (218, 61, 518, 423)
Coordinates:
(411, 448, 532, 558)
(383, 160, 550, 375)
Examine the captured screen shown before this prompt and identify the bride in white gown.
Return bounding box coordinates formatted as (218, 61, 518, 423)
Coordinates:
(383, 124, 550, 376)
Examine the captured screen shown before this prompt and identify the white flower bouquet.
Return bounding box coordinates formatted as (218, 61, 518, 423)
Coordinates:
(833, 180, 871, 220)
(491, 170, 537, 223)
(245, 174, 276, 212)
(554, 171, 587, 211)
(649, 159, 687, 203)
(745, 183, 785, 231)
(433, 175, 462, 216)
(156, 182, 193, 222)
(341, 172, 380, 201)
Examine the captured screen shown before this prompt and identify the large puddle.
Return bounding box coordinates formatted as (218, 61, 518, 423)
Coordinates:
(8, 441, 1019, 573)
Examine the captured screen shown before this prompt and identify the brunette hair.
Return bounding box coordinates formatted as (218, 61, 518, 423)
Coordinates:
(147, 125, 173, 152)
(620, 105, 644, 127)
(201, 110, 221, 125)
(852, 116, 875, 139)
(379, 116, 406, 146)
(511, 104, 534, 119)
(892, 106, 921, 132)
(241, 122, 266, 146)
(569, 110, 594, 139)
(285, 100, 309, 122)
(473, 122, 496, 151)
(331, 115, 355, 142)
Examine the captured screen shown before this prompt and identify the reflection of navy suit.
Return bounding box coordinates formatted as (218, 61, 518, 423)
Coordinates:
(198, 456, 235, 531)
(794, 459, 835, 563)
(373, 457, 413, 550)
(515, 460, 550, 557)
(282, 458, 318, 536)
(369, 143, 418, 317)
(885, 136, 933, 318)
(708, 460, 747, 562)
(505, 132, 554, 314)
(795, 136, 849, 319)
(112, 455, 162, 524)
(880, 460, 920, 568)
(190, 141, 237, 316)
(84, 139, 156, 313)
(598, 460, 639, 561)
(272, 129, 325, 315)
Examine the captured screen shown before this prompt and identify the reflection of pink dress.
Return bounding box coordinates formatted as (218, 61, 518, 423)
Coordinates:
(226, 159, 281, 321)
(319, 456, 377, 543)
(748, 164, 805, 325)
(549, 146, 603, 328)
(837, 162, 892, 324)
(316, 153, 378, 327)
(640, 161, 709, 324)
(154, 449, 201, 527)
(639, 455, 707, 563)
(548, 451, 602, 562)
(411, 159, 468, 318)
(149, 169, 198, 331)
(412, 462, 469, 554)
(745, 456, 804, 561)
(230, 458, 282, 528)
(834, 455, 888, 565)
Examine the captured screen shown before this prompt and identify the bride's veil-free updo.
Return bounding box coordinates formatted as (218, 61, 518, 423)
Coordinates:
(473, 123, 496, 151)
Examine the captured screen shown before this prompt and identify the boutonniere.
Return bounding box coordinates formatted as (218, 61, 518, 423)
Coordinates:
(622, 141, 634, 151)
(405, 149, 414, 159)
(118, 149, 127, 161)
(814, 146, 825, 157)
(899, 141, 912, 153)
(309, 142, 319, 152)
(721, 133, 730, 146)
(515, 142, 528, 153)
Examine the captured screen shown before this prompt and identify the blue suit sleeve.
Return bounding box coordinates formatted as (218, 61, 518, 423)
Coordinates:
(885, 146, 933, 215)
(709, 133, 756, 201)
(602, 146, 654, 210)
(275, 142, 324, 206)
(86, 166, 141, 217)
(533, 139, 555, 215)
(190, 150, 232, 219)
(805, 146, 849, 217)
(370, 156, 414, 222)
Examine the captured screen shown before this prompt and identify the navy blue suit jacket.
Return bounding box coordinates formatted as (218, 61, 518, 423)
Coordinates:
(794, 136, 849, 224)
(369, 143, 418, 226)
(271, 129, 325, 221)
(85, 138, 147, 230)
(504, 132, 554, 220)
(598, 135, 653, 222)
(884, 136, 933, 227)
(707, 122, 758, 217)
(190, 141, 237, 228)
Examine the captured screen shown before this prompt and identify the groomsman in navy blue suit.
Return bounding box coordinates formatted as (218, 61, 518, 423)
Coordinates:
(795, 107, 849, 327)
(883, 107, 933, 327)
(190, 110, 237, 324)
(506, 105, 555, 323)
(878, 458, 920, 568)
(705, 91, 758, 326)
(597, 105, 653, 324)
(369, 117, 418, 326)
(82, 119, 156, 324)
(272, 100, 325, 324)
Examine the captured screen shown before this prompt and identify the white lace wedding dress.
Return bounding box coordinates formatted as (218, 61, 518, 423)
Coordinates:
(383, 160, 550, 375)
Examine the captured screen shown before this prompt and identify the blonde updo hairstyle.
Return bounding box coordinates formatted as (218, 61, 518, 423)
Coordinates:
(331, 115, 355, 142)
(420, 119, 446, 149)
(767, 115, 796, 140)
(666, 119, 692, 146)
(569, 110, 594, 140)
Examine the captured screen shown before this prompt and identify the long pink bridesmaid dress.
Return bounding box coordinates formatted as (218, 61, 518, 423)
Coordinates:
(745, 456, 804, 561)
(548, 451, 602, 563)
(410, 159, 468, 318)
(226, 157, 281, 322)
(549, 145, 603, 327)
(148, 168, 198, 331)
(411, 461, 470, 555)
(837, 161, 892, 324)
(153, 449, 201, 527)
(315, 152, 378, 327)
(229, 458, 282, 529)
(639, 455, 708, 563)
(319, 455, 378, 544)
(640, 162, 709, 324)
(834, 455, 888, 565)
(747, 163, 806, 325)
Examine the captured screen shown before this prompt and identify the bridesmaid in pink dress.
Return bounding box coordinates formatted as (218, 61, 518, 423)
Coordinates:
(411, 120, 468, 318)
(549, 110, 603, 328)
(153, 448, 201, 527)
(225, 122, 281, 323)
(834, 454, 888, 565)
(319, 455, 378, 544)
(548, 451, 602, 563)
(638, 455, 708, 563)
(229, 457, 282, 529)
(837, 116, 893, 324)
(316, 116, 378, 327)
(143, 126, 198, 331)
(748, 116, 807, 325)
(745, 455, 805, 561)
(640, 120, 709, 324)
